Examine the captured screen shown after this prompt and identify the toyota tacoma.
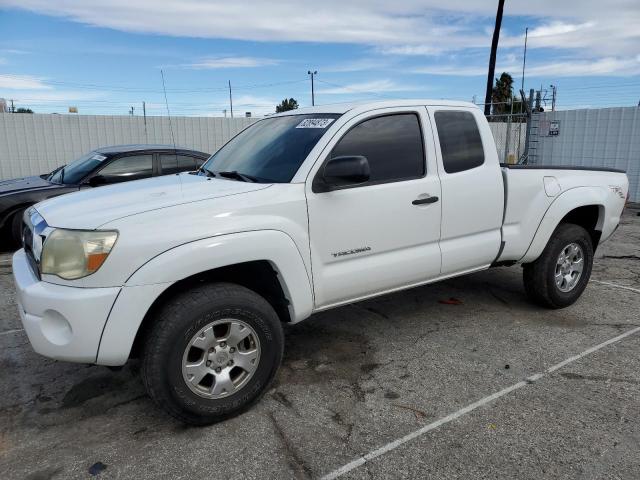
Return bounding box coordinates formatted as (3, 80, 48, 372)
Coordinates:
(12, 100, 629, 424)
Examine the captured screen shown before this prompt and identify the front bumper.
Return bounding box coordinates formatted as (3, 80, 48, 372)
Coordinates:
(12, 249, 120, 363)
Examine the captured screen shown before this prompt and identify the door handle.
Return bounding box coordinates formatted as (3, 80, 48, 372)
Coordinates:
(412, 196, 439, 205)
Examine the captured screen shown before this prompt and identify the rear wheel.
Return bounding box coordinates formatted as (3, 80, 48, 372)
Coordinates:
(141, 282, 284, 425)
(523, 223, 594, 309)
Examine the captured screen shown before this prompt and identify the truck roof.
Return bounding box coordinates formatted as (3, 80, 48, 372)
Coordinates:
(271, 99, 479, 116)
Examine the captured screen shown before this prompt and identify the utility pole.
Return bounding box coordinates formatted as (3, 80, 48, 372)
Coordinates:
(484, 0, 505, 116)
(308, 70, 317, 106)
(142, 101, 147, 139)
(550, 85, 557, 111)
(228, 80, 234, 118)
(129, 106, 135, 116)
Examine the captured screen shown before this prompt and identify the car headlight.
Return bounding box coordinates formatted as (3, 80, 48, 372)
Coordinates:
(41, 229, 118, 280)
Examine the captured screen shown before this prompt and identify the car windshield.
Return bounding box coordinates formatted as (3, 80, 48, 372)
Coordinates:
(201, 113, 340, 183)
(49, 151, 109, 184)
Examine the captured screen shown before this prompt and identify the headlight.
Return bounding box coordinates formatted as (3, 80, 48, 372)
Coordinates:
(41, 229, 118, 280)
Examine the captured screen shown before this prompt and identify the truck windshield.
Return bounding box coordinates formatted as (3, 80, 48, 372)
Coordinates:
(49, 152, 109, 185)
(201, 114, 340, 183)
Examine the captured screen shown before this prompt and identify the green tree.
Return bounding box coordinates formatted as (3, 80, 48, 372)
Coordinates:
(275, 98, 298, 113)
(489, 72, 528, 121)
(15, 107, 34, 113)
(491, 72, 514, 116)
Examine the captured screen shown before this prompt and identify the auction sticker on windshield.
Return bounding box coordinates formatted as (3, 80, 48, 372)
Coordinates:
(296, 118, 335, 129)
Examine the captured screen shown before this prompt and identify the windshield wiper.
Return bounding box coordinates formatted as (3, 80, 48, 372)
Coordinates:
(216, 170, 258, 183)
(198, 166, 217, 178)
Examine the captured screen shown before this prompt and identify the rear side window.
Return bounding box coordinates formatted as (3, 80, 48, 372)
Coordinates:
(434, 111, 484, 174)
(160, 154, 198, 175)
(331, 113, 425, 184)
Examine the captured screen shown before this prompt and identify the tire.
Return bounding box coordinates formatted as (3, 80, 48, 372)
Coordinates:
(9, 207, 27, 248)
(523, 223, 594, 309)
(141, 282, 284, 425)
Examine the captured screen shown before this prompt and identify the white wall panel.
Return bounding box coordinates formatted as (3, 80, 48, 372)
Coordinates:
(0, 113, 256, 180)
(530, 107, 640, 202)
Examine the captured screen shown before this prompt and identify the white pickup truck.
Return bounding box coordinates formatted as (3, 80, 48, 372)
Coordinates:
(13, 100, 628, 424)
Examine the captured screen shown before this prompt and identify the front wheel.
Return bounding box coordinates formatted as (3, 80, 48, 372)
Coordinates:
(9, 207, 27, 248)
(141, 282, 284, 425)
(523, 223, 594, 309)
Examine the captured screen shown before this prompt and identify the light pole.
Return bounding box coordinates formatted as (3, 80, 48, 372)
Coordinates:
(308, 70, 317, 106)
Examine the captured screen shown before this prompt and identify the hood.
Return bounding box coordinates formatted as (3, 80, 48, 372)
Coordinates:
(0, 175, 57, 195)
(36, 173, 272, 229)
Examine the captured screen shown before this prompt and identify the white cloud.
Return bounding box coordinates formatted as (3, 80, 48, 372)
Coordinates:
(323, 58, 392, 73)
(183, 56, 280, 69)
(0, 48, 30, 54)
(3, 0, 639, 58)
(414, 57, 640, 78)
(4, 0, 639, 62)
(316, 79, 419, 95)
(0, 74, 51, 90)
(3, 0, 640, 83)
(525, 57, 640, 77)
(224, 94, 278, 116)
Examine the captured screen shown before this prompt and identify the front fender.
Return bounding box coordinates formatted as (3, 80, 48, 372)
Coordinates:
(96, 230, 313, 365)
(520, 187, 607, 263)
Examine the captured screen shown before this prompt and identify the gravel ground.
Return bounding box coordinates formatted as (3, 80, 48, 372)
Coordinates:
(0, 206, 639, 480)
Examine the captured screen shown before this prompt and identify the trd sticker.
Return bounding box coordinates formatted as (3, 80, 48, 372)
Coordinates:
(296, 118, 335, 129)
(331, 246, 371, 258)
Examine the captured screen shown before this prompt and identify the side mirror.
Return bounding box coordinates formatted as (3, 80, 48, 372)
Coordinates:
(315, 155, 370, 192)
(88, 175, 107, 187)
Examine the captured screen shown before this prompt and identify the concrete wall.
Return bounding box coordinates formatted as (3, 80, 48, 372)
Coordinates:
(529, 107, 640, 202)
(0, 113, 256, 180)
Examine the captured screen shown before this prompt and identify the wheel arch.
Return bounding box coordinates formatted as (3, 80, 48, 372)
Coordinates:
(521, 187, 607, 263)
(96, 230, 313, 365)
(129, 260, 291, 361)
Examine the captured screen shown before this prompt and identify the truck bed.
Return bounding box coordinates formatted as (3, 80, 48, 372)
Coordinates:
(498, 164, 628, 263)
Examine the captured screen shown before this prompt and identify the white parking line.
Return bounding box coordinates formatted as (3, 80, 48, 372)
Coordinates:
(321, 325, 640, 480)
(592, 280, 640, 295)
(0, 328, 24, 336)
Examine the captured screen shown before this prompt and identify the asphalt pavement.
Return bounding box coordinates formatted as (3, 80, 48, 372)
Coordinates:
(1, 206, 639, 479)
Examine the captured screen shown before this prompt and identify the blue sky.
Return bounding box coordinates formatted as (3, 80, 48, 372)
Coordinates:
(1, 1, 639, 116)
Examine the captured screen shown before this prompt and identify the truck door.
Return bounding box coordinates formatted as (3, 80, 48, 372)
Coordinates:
(306, 107, 442, 309)
(428, 106, 504, 275)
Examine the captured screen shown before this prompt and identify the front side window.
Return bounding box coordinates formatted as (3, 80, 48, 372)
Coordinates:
(330, 113, 425, 184)
(97, 154, 153, 183)
(49, 152, 109, 185)
(434, 111, 485, 174)
(202, 114, 340, 183)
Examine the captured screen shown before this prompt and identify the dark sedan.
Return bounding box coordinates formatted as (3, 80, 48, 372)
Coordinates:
(0, 144, 209, 246)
